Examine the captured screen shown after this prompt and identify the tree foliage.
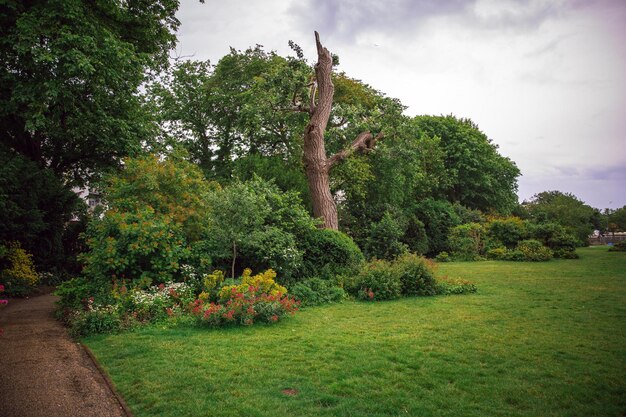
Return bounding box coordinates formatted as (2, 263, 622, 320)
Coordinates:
(524, 191, 596, 244)
(1, 0, 181, 184)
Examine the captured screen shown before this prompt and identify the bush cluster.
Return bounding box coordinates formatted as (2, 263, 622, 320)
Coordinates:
(58, 268, 298, 337)
(289, 278, 346, 306)
(63, 281, 196, 337)
(350, 254, 438, 301)
(447, 217, 578, 262)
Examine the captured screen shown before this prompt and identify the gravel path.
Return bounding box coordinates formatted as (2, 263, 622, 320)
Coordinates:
(0, 293, 128, 417)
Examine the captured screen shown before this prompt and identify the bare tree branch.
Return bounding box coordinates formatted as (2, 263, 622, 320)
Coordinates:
(326, 131, 384, 169)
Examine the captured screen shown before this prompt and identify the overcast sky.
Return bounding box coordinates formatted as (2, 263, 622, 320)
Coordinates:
(174, 0, 625, 210)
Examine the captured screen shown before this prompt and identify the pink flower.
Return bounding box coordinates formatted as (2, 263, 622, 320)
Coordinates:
(0, 284, 4, 292)
(0, 300, 8, 305)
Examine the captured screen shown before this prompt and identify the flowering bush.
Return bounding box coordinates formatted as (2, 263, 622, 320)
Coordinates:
(64, 281, 195, 337)
(192, 269, 298, 327)
(218, 269, 286, 302)
(128, 281, 195, 322)
(0, 241, 39, 296)
(68, 299, 123, 338)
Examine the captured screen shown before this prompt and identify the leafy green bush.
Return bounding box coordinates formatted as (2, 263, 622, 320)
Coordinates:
(296, 228, 364, 281)
(553, 248, 580, 259)
(486, 247, 508, 260)
(55, 277, 109, 312)
(290, 278, 346, 306)
(486, 217, 529, 249)
(68, 302, 124, 338)
(81, 207, 190, 287)
(436, 276, 478, 295)
(205, 177, 317, 281)
(435, 251, 450, 262)
(0, 242, 40, 296)
(503, 249, 525, 261)
(355, 260, 402, 301)
(365, 211, 408, 260)
(531, 222, 578, 253)
(394, 253, 438, 296)
(515, 240, 553, 261)
(448, 223, 485, 261)
(608, 241, 626, 252)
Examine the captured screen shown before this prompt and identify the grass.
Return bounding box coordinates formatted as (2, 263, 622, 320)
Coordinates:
(85, 247, 626, 417)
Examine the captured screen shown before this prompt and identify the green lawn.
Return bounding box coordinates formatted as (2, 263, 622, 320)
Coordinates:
(85, 247, 626, 417)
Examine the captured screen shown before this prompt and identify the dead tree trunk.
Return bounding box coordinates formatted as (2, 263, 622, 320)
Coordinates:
(303, 32, 383, 230)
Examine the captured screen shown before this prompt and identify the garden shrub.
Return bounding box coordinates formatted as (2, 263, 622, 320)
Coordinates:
(486, 247, 508, 260)
(503, 249, 525, 261)
(128, 281, 195, 322)
(435, 251, 450, 262)
(608, 241, 626, 252)
(55, 277, 110, 312)
(448, 223, 485, 261)
(553, 248, 580, 259)
(289, 278, 346, 307)
(365, 211, 409, 260)
(355, 259, 402, 301)
(393, 253, 438, 296)
(531, 222, 578, 252)
(0, 241, 39, 296)
(515, 239, 553, 261)
(191, 269, 299, 327)
(296, 228, 364, 281)
(205, 177, 316, 281)
(81, 207, 190, 287)
(68, 301, 123, 338)
(486, 217, 529, 249)
(414, 198, 462, 257)
(436, 276, 478, 295)
(65, 281, 197, 337)
(218, 269, 287, 302)
(352, 253, 439, 301)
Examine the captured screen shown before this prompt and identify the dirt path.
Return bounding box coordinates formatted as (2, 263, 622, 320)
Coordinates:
(0, 293, 128, 417)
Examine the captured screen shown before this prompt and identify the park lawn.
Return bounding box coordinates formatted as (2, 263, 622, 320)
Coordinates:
(84, 247, 626, 417)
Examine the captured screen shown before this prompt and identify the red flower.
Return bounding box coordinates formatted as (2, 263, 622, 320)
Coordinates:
(270, 315, 279, 322)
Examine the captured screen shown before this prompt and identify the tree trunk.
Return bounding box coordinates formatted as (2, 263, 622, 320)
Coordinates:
(303, 32, 337, 229)
(303, 32, 383, 230)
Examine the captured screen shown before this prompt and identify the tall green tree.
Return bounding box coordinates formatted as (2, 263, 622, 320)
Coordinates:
(524, 191, 596, 244)
(1, 0, 181, 185)
(412, 115, 520, 213)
